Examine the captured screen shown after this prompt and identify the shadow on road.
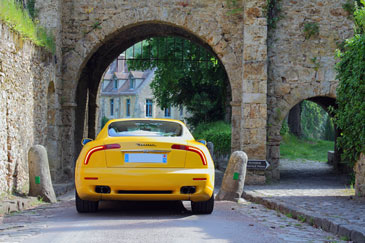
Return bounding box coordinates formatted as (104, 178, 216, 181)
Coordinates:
(95, 200, 192, 217)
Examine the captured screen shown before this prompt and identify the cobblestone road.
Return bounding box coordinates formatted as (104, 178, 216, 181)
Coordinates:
(245, 159, 365, 242)
(0, 189, 345, 243)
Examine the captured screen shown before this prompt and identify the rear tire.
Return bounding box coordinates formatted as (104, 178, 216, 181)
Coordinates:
(191, 194, 214, 214)
(75, 191, 99, 213)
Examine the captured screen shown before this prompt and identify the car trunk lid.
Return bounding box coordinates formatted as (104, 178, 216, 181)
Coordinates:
(104, 137, 187, 168)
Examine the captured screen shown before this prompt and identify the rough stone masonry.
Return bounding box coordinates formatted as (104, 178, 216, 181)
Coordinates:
(0, 22, 56, 193)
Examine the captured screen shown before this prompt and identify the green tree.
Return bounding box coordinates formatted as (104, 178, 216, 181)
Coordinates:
(101, 116, 110, 129)
(323, 115, 335, 141)
(282, 100, 335, 140)
(127, 37, 230, 125)
(334, 1, 365, 166)
(300, 101, 328, 140)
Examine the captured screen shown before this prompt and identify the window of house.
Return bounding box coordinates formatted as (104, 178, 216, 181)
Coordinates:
(110, 99, 114, 116)
(126, 99, 130, 117)
(114, 79, 118, 89)
(130, 78, 135, 89)
(164, 106, 171, 118)
(146, 99, 153, 117)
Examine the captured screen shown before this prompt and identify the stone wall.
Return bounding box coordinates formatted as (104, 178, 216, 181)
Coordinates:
(35, 0, 64, 182)
(0, 22, 56, 193)
(266, 0, 353, 180)
(355, 153, 365, 197)
(0, 0, 355, 187)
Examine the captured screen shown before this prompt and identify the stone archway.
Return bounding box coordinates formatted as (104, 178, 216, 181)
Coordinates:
(267, 91, 339, 180)
(58, 1, 268, 182)
(61, 21, 242, 178)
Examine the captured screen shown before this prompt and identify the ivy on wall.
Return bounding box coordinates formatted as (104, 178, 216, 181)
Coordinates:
(334, 1, 365, 167)
(342, 0, 363, 18)
(303, 22, 319, 39)
(264, 0, 283, 29)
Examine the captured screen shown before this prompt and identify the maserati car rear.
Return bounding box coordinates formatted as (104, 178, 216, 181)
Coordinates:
(75, 119, 215, 214)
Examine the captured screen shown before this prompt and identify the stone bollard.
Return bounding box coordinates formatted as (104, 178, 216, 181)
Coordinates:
(216, 151, 248, 202)
(28, 145, 57, 203)
(207, 142, 214, 159)
(355, 153, 365, 197)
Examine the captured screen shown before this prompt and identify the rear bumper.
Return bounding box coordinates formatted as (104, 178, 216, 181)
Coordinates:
(75, 167, 214, 202)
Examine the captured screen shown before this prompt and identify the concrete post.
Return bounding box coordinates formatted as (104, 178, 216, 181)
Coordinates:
(28, 145, 57, 203)
(216, 151, 248, 202)
(207, 142, 214, 160)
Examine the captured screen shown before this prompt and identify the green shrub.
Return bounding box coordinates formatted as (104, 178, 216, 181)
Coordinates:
(101, 116, 110, 129)
(303, 22, 319, 39)
(193, 121, 231, 155)
(342, 0, 364, 18)
(334, 1, 365, 167)
(301, 100, 333, 140)
(0, 0, 55, 53)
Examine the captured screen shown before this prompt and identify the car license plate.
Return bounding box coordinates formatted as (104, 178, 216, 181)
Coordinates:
(124, 153, 167, 163)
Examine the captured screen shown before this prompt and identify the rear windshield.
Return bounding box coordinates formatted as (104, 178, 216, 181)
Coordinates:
(108, 120, 183, 137)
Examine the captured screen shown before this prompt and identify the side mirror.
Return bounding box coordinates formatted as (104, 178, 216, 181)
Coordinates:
(81, 138, 93, 146)
(197, 139, 207, 145)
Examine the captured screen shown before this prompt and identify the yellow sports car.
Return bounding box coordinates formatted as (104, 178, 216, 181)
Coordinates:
(75, 118, 215, 214)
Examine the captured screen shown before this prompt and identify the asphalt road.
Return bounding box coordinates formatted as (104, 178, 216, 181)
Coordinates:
(1, 190, 344, 243)
(22, 200, 277, 243)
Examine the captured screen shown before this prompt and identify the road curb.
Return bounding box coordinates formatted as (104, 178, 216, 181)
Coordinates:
(243, 191, 365, 243)
(0, 197, 38, 216)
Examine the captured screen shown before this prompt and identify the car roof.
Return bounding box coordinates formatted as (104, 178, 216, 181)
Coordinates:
(106, 118, 186, 125)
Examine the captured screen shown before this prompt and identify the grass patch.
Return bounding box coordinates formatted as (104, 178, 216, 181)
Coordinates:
(298, 215, 306, 223)
(280, 134, 334, 162)
(340, 236, 350, 241)
(0, 0, 55, 53)
(193, 121, 231, 155)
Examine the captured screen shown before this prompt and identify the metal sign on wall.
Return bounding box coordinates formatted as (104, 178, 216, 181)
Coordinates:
(247, 160, 270, 170)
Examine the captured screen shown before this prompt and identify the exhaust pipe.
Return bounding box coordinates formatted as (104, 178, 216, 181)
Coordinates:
(180, 186, 196, 194)
(95, 186, 111, 194)
(188, 187, 196, 194)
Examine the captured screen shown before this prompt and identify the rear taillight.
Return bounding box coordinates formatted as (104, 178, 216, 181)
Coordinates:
(105, 144, 121, 149)
(84, 144, 121, 165)
(171, 144, 207, 165)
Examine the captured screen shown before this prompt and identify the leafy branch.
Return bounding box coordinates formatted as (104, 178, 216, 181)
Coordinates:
(264, 0, 283, 29)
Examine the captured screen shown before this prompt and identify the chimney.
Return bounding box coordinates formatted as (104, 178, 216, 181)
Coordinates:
(117, 55, 124, 73)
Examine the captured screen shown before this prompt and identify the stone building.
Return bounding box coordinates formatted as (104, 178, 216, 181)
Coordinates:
(0, 0, 358, 192)
(98, 55, 189, 129)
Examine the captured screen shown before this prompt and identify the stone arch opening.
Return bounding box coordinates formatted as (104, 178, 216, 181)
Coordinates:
(276, 96, 342, 179)
(74, 22, 233, 165)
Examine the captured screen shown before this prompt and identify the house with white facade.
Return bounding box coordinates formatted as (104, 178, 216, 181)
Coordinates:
(98, 54, 189, 128)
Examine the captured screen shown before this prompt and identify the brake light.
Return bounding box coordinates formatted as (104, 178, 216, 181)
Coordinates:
(171, 144, 207, 165)
(105, 144, 121, 149)
(84, 144, 121, 165)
